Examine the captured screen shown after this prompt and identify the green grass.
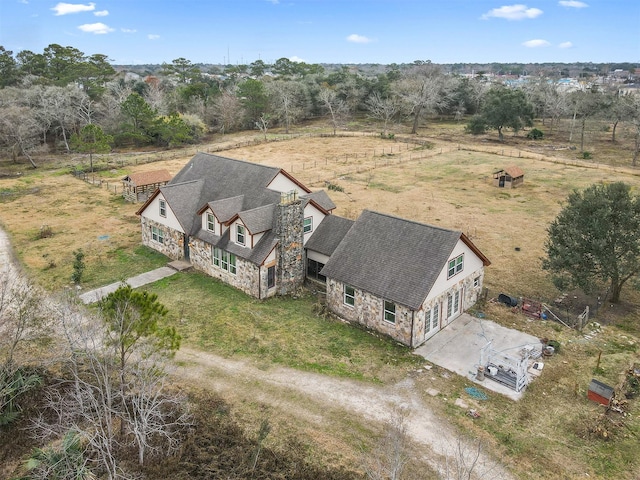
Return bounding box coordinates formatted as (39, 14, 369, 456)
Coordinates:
(143, 271, 422, 382)
(80, 245, 169, 289)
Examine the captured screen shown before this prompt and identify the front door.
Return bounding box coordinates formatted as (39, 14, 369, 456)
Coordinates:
(183, 234, 190, 260)
(425, 303, 440, 340)
(445, 289, 461, 325)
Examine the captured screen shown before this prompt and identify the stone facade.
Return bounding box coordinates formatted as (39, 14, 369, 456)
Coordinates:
(141, 217, 184, 260)
(326, 267, 486, 348)
(188, 237, 267, 298)
(326, 279, 414, 346)
(276, 194, 305, 295)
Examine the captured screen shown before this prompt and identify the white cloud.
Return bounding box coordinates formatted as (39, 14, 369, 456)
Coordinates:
(77, 22, 113, 34)
(94, 9, 108, 16)
(148, 34, 160, 40)
(121, 28, 137, 33)
(346, 34, 373, 44)
(289, 56, 305, 63)
(481, 4, 543, 20)
(51, 2, 95, 16)
(559, 1, 588, 8)
(522, 39, 551, 48)
(558, 41, 573, 48)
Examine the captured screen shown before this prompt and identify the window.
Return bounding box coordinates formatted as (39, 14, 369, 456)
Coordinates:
(221, 250, 229, 271)
(236, 224, 245, 246)
(473, 276, 480, 288)
(432, 303, 439, 330)
(447, 254, 464, 279)
(214, 248, 237, 275)
(425, 309, 432, 332)
(447, 291, 460, 317)
(151, 226, 164, 244)
(229, 254, 236, 274)
(306, 258, 326, 282)
(383, 300, 396, 324)
(159, 199, 166, 218)
(267, 266, 276, 289)
(344, 285, 355, 306)
(303, 217, 313, 234)
(207, 213, 215, 232)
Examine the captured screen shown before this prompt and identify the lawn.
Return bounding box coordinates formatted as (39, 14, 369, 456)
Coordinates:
(144, 271, 422, 382)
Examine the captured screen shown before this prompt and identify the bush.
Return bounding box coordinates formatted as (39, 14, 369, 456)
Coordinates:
(464, 115, 486, 135)
(581, 151, 592, 160)
(526, 128, 544, 140)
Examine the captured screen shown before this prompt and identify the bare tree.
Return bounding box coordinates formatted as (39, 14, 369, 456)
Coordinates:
(255, 113, 271, 140)
(266, 80, 307, 134)
(319, 86, 349, 135)
(362, 409, 409, 480)
(212, 89, 244, 134)
(443, 435, 499, 480)
(394, 65, 453, 134)
(0, 103, 41, 167)
(365, 92, 400, 136)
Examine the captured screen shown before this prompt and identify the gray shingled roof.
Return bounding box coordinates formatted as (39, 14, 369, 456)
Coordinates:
(301, 190, 336, 212)
(215, 228, 278, 265)
(160, 180, 205, 235)
(238, 204, 276, 234)
(320, 210, 462, 310)
(171, 153, 282, 211)
(208, 195, 245, 223)
(305, 215, 354, 257)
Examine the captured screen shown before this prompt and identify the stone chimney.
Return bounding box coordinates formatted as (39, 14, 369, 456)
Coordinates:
(276, 191, 304, 295)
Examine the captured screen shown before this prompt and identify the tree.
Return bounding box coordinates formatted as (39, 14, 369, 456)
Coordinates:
(543, 182, 640, 303)
(266, 80, 308, 133)
(212, 89, 244, 134)
(99, 285, 179, 399)
(471, 86, 534, 142)
(365, 91, 400, 136)
(394, 64, 453, 134)
(118, 92, 157, 145)
(69, 124, 113, 172)
(237, 79, 268, 127)
(160, 57, 201, 84)
(568, 88, 607, 152)
(318, 86, 349, 136)
(0, 46, 20, 87)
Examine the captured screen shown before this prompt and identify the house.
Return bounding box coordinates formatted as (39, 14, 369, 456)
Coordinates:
(122, 169, 172, 202)
(136, 153, 335, 299)
(319, 210, 490, 348)
(137, 153, 490, 348)
(493, 165, 524, 189)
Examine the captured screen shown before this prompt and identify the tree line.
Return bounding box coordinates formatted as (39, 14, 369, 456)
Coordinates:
(1, 44, 639, 168)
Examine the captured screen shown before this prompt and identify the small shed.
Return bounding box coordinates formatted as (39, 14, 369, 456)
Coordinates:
(493, 165, 524, 189)
(122, 170, 172, 203)
(588, 379, 614, 406)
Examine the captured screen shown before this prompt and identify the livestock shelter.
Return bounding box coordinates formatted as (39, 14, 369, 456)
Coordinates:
(493, 165, 524, 189)
(122, 170, 172, 203)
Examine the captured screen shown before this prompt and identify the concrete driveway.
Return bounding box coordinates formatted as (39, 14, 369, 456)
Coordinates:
(415, 313, 542, 400)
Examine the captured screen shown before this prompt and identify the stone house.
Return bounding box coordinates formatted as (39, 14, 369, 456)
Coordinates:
(318, 210, 490, 348)
(137, 153, 490, 347)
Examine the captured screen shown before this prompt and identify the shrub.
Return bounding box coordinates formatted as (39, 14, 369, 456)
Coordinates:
(526, 128, 544, 140)
(581, 151, 592, 160)
(71, 249, 85, 284)
(465, 115, 486, 135)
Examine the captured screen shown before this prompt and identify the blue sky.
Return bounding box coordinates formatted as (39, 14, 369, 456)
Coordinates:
(1, 0, 638, 65)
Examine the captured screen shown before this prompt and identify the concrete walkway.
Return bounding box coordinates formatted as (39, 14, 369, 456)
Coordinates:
(78, 260, 192, 304)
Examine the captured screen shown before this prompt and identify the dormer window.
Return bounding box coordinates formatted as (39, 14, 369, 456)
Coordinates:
(236, 224, 246, 246)
(206, 213, 215, 232)
(159, 199, 166, 218)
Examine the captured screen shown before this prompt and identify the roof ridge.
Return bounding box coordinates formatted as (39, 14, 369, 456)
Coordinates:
(196, 152, 280, 172)
(362, 209, 461, 235)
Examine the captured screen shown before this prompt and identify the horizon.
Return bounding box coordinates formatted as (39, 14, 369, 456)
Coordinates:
(1, 1, 639, 65)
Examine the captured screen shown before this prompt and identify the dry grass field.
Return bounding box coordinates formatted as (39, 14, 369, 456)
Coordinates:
(1, 119, 639, 479)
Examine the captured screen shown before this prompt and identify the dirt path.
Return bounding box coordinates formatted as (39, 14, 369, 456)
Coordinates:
(175, 347, 513, 479)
